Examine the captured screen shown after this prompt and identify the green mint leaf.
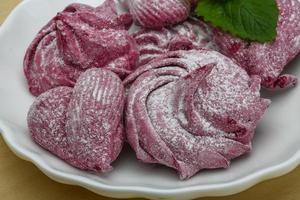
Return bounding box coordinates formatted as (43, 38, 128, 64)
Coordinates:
(195, 0, 279, 42)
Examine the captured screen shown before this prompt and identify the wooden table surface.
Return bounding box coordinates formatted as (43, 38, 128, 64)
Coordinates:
(1, 1, 300, 200)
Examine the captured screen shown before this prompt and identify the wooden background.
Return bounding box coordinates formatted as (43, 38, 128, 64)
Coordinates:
(1, 1, 299, 199)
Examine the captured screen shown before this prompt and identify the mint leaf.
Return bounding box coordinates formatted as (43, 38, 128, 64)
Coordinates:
(195, 0, 279, 42)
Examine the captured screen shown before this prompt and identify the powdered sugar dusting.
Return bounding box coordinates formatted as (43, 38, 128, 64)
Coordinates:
(56, 11, 139, 73)
(27, 68, 125, 173)
(125, 49, 270, 179)
(133, 18, 217, 66)
(65, 68, 125, 172)
(24, 0, 138, 96)
(23, 21, 83, 96)
(126, 0, 191, 28)
(27, 87, 74, 165)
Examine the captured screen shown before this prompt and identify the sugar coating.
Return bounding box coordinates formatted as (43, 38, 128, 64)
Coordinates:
(56, 1, 139, 75)
(133, 18, 216, 66)
(124, 50, 270, 179)
(213, 0, 300, 89)
(62, 0, 133, 30)
(23, 21, 84, 96)
(24, 0, 137, 96)
(27, 87, 74, 164)
(125, 0, 191, 28)
(65, 68, 125, 172)
(27, 69, 125, 172)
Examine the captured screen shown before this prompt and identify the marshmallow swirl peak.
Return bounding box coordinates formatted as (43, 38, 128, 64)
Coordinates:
(124, 50, 271, 179)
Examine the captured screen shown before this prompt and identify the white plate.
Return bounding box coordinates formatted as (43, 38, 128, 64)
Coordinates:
(1, 0, 300, 199)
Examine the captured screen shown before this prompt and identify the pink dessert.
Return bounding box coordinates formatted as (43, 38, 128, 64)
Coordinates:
(27, 86, 74, 164)
(27, 69, 125, 172)
(124, 50, 270, 179)
(213, 0, 300, 89)
(134, 18, 216, 66)
(125, 0, 191, 28)
(23, 21, 84, 96)
(56, 1, 139, 74)
(24, 0, 138, 96)
(62, 0, 133, 30)
(66, 68, 125, 172)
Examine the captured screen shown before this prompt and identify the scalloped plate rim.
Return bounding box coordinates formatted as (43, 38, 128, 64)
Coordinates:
(1, 0, 300, 199)
(1, 119, 300, 199)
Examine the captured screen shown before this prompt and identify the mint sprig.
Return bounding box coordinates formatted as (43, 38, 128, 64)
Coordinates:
(195, 0, 279, 43)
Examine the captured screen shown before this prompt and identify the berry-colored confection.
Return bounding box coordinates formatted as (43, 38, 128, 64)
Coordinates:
(65, 68, 125, 172)
(55, 12, 138, 74)
(24, 0, 137, 96)
(62, 0, 133, 30)
(134, 18, 216, 66)
(125, 0, 191, 28)
(23, 21, 84, 97)
(27, 87, 74, 163)
(28, 69, 125, 172)
(213, 0, 300, 89)
(124, 50, 270, 179)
